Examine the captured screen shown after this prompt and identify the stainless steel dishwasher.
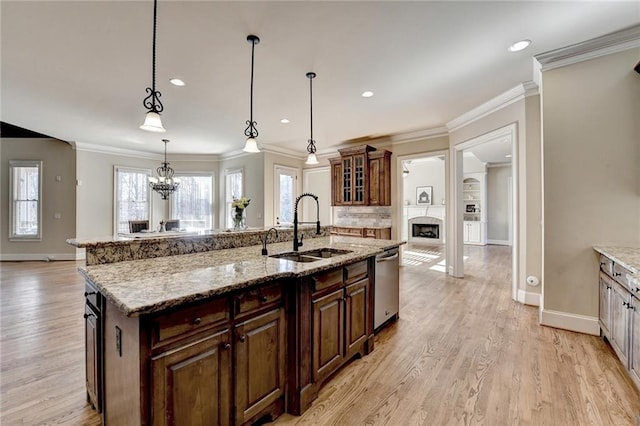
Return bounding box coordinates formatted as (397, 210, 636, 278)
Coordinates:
(374, 247, 399, 330)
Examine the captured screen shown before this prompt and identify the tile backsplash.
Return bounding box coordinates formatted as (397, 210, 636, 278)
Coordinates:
(333, 206, 392, 227)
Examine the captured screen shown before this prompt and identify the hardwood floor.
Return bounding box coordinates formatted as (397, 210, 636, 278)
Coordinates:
(1, 246, 638, 425)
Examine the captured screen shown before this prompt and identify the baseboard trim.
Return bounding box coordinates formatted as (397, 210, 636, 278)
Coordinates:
(0, 253, 78, 262)
(487, 239, 511, 246)
(540, 309, 600, 336)
(517, 289, 540, 306)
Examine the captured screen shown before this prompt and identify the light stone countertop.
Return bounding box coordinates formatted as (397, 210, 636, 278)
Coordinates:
(81, 236, 404, 317)
(593, 244, 640, 274)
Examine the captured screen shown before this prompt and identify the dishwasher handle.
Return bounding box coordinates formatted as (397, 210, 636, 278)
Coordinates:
(376, 253, 399, 262)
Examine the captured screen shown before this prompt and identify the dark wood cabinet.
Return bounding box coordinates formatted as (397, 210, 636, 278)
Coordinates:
(151, 327, 232, 426)
(312, 288, 345, 383)
(331, 226, 391, 240)
(344, 279, 368, 360)
(234, 307, 286, 424)
(330, 145, 390, 206)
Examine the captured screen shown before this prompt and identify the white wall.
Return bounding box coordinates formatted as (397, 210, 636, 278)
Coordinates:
(218, 153, 265, 229)
(402, 157, 445, 207)
(302, 167, 331, 225)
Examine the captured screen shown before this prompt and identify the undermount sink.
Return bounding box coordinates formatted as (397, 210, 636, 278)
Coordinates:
(299, 248, 353, 258)
(269, 253, 322, 263)
(270, 247, 353, 263)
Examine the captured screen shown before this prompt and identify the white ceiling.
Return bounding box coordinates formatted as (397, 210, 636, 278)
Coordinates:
(2, 1, 638, 156)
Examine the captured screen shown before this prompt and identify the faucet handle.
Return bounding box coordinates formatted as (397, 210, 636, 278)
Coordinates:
(298, 234, 304, 247)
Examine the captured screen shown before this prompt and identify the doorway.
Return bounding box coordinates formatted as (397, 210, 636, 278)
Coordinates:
(398, 151, 448, 273)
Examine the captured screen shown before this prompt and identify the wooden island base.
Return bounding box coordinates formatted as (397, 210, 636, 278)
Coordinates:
(91, 257, 375, 425)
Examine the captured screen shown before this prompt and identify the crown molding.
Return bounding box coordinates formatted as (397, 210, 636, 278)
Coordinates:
(170, 153, 221, 162)
(446, 81, 538, 133)
(535, 24, 640, 72)
(390, 126, 449, 145)
(70, 141, 163, 160)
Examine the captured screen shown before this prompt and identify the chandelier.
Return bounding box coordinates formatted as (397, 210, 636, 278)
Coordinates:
(139, 0, 166, 132)
(148, 139, 179, 199)
(243, 35, 260, 153)
(305, 72, 319, 165)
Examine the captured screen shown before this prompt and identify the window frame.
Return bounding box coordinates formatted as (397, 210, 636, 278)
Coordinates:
(113, 165, 152, 235)
(9, 160, 43, 241)
(169, 172, 214, 230)
(224, 168, 244, 229)
(274, 164, 298, 226)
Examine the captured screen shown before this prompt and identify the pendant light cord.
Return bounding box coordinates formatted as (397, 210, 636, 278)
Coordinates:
(309, 75, 313, 141)
(152, 0, 158, 100)
(250, 39, 255, 123)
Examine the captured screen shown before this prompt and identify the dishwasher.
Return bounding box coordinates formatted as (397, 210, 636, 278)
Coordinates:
(374, 247, 399, 331)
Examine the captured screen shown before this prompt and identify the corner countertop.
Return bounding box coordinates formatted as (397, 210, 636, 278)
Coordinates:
(81, 236, 404, 317)
(593, 244, 640, 274)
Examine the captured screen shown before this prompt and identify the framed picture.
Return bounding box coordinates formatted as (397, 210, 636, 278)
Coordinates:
(416, 186, 432, 205)
(466, 204, 476, 212)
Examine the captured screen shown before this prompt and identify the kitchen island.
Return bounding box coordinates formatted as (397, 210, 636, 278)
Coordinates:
(75, 234, 404, 425)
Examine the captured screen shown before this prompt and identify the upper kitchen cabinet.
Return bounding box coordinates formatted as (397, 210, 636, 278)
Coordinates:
(329, 145, 391, 206)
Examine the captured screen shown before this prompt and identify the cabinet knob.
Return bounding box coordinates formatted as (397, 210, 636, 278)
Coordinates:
(192, 317, 202, 325)
(239, 335, 246, 342)
(261, 295, 268, 303)
(614, 272, 622, 277)
(634, 287, 640, 293)
(223, 343, 231, 350)
(83, 313, 95, 319)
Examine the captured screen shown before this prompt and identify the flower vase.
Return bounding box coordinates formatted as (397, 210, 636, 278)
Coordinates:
(233, 208, 247, 231)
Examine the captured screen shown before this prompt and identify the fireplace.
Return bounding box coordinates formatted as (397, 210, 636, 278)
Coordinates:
(408, 216, 444, 244)
(412, 223, 439, 239)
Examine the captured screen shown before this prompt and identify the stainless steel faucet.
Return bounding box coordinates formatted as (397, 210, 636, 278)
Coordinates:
(261, 228, 278, 256)
(293, 193, 321, 251)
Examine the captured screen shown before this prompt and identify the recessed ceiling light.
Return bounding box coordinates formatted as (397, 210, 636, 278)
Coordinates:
(505, 154, 513, 158)
(508, 40, 531, 52)
(361, 91, 374, 98)
(169, 78, 186, 86)
(280, 118, 290, 124)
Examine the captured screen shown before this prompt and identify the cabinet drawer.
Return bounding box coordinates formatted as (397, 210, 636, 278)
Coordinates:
(85, 282, 102, 313)
(331, 227, 364, 238)
(345, 260, 368, 284)
(234, 283, 283, 318)
(600, 255, 613, 276)
(313, 268, 343, 293)
(612, 262, 636, 290)
(151, 298, 229, 346)
(364, 229, 377, 239)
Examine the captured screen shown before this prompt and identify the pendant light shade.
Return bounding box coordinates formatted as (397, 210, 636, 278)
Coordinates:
(140, 0, 166, 133)
(305, 72, 319, 165)
(243, 35, 260, 153)
(140, 111, 165, 133)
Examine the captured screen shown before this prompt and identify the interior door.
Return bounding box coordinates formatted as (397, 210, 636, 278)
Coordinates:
(274, 165, 298, 226)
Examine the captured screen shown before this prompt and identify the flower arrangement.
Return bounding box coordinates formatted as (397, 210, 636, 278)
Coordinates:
(231, 196, 250, 230)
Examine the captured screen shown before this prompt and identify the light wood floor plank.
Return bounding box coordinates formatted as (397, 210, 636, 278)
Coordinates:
(1, 245, 638, 425)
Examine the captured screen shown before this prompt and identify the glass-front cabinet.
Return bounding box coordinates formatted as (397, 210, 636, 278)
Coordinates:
(330, 145, 390, 206)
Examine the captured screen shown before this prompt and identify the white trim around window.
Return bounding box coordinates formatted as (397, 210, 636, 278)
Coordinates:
(9, 160, 43, 241)
(113, 166, 152, 235)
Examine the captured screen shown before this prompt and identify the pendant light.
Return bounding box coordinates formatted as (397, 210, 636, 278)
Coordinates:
(243, 35, 260, 153)
(305, 72, 319, 165)
(140, 0, 166, 132)
(148, 139, 180, 199)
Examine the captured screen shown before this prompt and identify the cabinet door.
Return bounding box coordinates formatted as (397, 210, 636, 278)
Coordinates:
(342, 157, 353, 204)
(85, 305, 101, 412)
(151, 327, 232, 426)
(352, 154, 367, 205)
(331, 162, 343, 206)
(312, 288, 345, 383)
(610, 282, 630, 367)
(234, 308, 286, 424)
(368, 158, 381, 206)
(345, 279, 368, 360)
(630, 296, 640, 389)
(599, 273, 612, 337)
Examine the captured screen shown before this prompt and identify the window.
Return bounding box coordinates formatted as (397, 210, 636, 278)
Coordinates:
(9, 160, 42, 240)
(170, 174, 213, 230)
(225, 168, 243, 228)
(114, 166, 151, 234)
(275, 165, 297, 225)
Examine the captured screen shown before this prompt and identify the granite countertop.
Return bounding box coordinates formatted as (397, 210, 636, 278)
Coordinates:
(81, 236, 404, 317)
(593, 244, 640, 274)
